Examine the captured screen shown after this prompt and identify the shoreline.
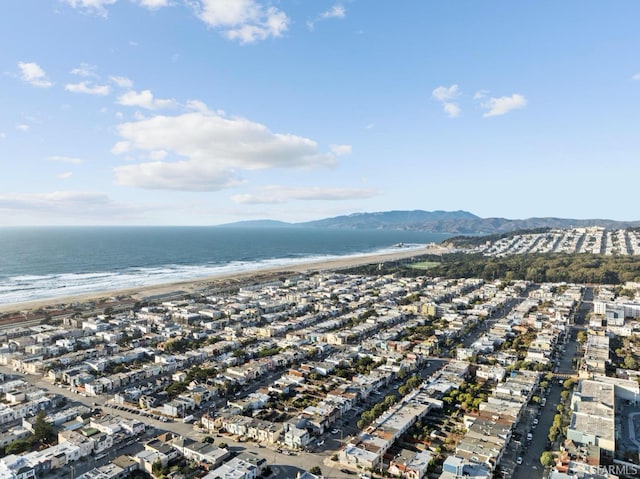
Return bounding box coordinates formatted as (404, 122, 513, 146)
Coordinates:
(0, 244, 450, 316)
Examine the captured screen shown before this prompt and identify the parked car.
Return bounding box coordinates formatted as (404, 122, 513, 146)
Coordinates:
(517, 457, 523, 465)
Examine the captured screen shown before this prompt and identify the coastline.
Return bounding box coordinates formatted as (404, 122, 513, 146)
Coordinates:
(0, 244, 449, 316)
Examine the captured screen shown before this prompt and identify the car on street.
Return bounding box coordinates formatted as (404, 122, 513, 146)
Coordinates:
(317, 440, 324, 446)
(527, 433, 533, 441)
(517, 457, 523, 465)
(340, 469, 356, 475)
(332, 429, 340, 434)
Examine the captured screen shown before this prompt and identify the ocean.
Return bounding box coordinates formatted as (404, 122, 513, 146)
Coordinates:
(0, 227, 450, 305)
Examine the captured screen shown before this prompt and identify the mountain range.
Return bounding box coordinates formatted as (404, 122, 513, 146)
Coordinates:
(220, 210, 640, 235)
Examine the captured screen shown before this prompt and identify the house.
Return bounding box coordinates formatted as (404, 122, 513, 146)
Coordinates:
(170, 437, 230, 467)
(389, 449, 433, 479)
(202, 456, 261, 479)
(282, 421, 311, 450)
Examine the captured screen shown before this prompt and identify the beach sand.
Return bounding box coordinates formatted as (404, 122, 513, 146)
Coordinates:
(0, 244, 450, 316)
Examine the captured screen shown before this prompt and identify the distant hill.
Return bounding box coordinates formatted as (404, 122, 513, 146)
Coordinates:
(218, 210, 640, 235)
(301, 210, 479, 230)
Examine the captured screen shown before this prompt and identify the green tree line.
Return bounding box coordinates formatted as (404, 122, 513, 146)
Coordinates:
(342, 253, 640, 284)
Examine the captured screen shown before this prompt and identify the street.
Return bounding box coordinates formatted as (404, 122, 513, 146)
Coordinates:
(510, 290, 588, 479)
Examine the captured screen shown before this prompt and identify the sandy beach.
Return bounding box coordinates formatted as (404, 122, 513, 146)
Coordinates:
(0, 244, 449, 316)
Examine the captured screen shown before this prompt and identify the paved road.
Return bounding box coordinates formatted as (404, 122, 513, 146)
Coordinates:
(511, 297, 587, 479)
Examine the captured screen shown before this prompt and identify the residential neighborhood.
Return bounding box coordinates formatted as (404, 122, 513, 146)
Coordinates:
(467, 228, 640, 257)
(1, 272, 640, 479)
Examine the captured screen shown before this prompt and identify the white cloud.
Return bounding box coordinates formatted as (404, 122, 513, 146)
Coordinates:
(320, 5, 345, 19)
(110, 76, 133, 89)
(185, 99, 212, 114)
(112, 110, 339, 191)
(473, 89, 489, 100)
(481, 93, 527, 117)
(308, 4, 345, 30)
(65, 81, 111, 96)
(442, 103, 461, 118)
(61, 0, 116, 16)
(330, 144, 352, 156)
(432, 84, 460, 102)
(16, 124, 30, 132)
(0, 132, 6, 139)
(57, 172, 74, 179)
(133, 0, 171, 9)
(111, 141, 132, 155)
(148, 150, 168, 160)
(194, 0, 289, 44)
(115, 161, 242, 191)
(0, 191, 153, 224)
(0, 191, 117, 213)
(432, 84, 461, 118)
(17, 62, 53, 88)
(70, 63, 98, 77)
(117, 90, 178, 110)
(49, 155, 83, 164)
(232, 186, 377, 204)
(633, 73, 640, 81)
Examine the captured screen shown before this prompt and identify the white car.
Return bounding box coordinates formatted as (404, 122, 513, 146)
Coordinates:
(516, 457, 523, 465)
(317, 440, 324, 446)
(533, 418, 538, 425)
(527, 433, 533, 441)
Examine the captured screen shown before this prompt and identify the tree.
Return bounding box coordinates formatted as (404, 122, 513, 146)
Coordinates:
(152, 460, 164, 478)
(310, 466, 322, 476)
(540, 451, 555, 467)
(624, 355, 638, 370)
(6, 439, 31, 454)
(33, 410, 53, 444)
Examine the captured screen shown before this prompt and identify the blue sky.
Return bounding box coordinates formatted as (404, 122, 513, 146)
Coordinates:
(1, 1, 639, 225)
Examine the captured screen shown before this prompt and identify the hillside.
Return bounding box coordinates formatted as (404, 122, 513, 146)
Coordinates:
(219, 210, 640, 235)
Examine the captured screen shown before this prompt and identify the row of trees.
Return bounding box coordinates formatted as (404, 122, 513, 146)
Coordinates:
(357, 394, 398, 429)
(344, 252, 640, 285)
(426, 253, 640, 284)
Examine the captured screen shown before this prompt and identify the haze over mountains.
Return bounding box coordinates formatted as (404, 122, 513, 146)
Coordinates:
(222, 210, 640, 235)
